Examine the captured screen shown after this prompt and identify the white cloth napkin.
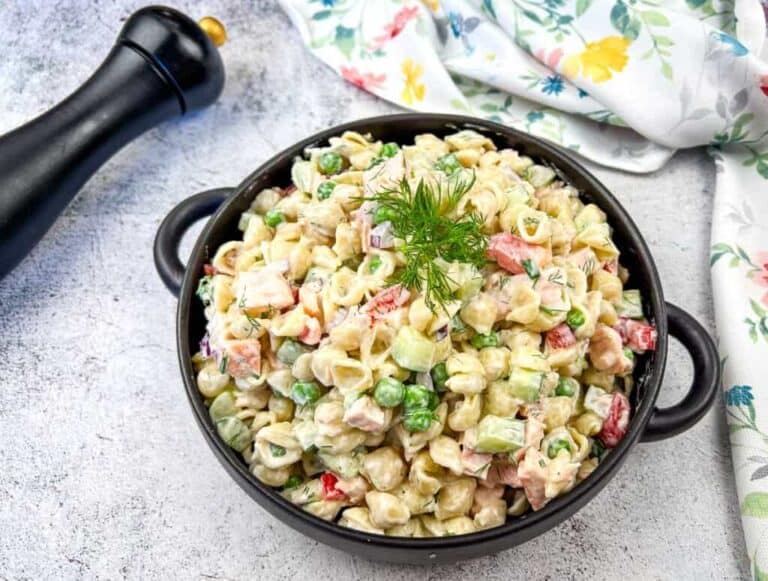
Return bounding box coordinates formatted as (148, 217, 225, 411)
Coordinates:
(279, 0, 768, 572)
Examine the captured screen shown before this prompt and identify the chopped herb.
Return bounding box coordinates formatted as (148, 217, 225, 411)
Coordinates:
(218, 354, 229, 374)
(366, 157, 385, 170)
(538, 458, 547, 468)
(473, 461, 492, 475)
(580, 257, 596, 275)
(547, 270, 565, 285)
(523, 216, 540, 226)
(270, 443, 287, 457)
(521, 259, 539, 280)
(363, 173, 486, 311)
(196, 275, 213, 306)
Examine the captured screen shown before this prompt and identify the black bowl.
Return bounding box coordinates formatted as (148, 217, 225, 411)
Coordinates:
(154, 114, 719, 564)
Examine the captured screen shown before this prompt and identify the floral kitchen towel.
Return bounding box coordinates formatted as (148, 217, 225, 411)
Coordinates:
(279, 0, 768, 573)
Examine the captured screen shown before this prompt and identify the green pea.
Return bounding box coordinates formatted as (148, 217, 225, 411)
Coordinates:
(368, 255, 383, 273)
(276, 339, 310, 365)
(283, 474, 303, 490)
(555, 377, 575, 397)
(318, 152, 343, 175)
(403, 384, 436, 412)
(209, 391, 237, 422)
(591, 440, 606, 461)
(623, 347, 635, 361)
(548, 439, 572, 459)
(373, 204, 397, 225)
(436, 153, 462, 174)
(264, 209, 284, 228)
(216, 417, 251, 452)
(566, 308, 586, 329)
(317, 181, 336, 200)
(430, 362, 449, 392)
(403, 409, 435, 432)
(291, 381, 322, 406)
(381, 142, 399, 158)
(374, 377, 405, 408)
(470, 332, 500, 349)
(270, 443, 287, 457)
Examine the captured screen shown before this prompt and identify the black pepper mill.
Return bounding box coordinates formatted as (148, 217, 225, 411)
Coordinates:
(0, 6, 227, 279)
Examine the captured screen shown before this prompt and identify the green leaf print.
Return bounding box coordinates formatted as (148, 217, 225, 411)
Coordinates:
(334, 25, 355, 59)
(742, 492, 768, 518)
(641, 10, 670, 27)
(610, 2, 641, 40)
(482, 0, 497, 20)
(576, 0, 593, 16)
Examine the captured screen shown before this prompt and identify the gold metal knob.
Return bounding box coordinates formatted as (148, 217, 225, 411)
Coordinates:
(199, 16, 227, 47)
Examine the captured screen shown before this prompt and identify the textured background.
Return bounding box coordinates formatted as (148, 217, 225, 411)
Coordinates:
(0, 1, 749, 579)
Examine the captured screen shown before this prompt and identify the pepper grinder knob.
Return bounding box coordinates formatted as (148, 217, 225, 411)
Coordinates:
(0, 6, 226, 279)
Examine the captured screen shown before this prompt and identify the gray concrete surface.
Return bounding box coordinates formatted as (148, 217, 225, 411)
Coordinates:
(0, 1, 749, 579)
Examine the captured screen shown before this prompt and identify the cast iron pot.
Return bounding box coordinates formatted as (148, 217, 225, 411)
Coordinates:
(154, 114, 720, 564)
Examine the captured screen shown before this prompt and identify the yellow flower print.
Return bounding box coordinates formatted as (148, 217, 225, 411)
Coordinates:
(401, 58, 426, 105)
(562, 36, 631, 83)
(424, 0, 440, 10)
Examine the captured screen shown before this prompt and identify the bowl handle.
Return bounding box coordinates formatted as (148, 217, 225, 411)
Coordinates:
(641, 303, 721, 441)
(153, 188, 233, 296)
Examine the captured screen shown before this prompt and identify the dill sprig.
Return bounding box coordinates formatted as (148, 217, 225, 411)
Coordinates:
(366, 172, 487, 311)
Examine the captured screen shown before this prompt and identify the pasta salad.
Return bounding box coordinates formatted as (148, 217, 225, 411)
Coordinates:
(192, 129, 658, 536)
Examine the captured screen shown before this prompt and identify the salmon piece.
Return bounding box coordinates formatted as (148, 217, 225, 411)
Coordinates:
(487, 233, 549, 274)
(223, 339, 261, 378)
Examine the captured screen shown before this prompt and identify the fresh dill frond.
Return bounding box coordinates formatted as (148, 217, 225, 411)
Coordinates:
(366, 172, 487, 311)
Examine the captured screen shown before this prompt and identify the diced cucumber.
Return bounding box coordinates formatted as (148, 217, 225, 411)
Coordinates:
(584, 385, 613, 418)
(238, 212, 254, 232)
(455, 263, 483, 301)
(506, 367, 544, 402)
(215, 417, 251, 452)
(474, 415, 526, 453)
(616, 290, 644, 319)
(524, 165, 556, 188)
(319, 451, 361, 479)
(504, 182, 531, 206)
(209, 391, 237, 422)
(392, 326, 436, 372)
(291, 160, 315, 193)
(293, 419, 318, 451)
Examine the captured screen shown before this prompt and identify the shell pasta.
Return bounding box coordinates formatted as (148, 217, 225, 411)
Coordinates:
(192, 130, 657, 536)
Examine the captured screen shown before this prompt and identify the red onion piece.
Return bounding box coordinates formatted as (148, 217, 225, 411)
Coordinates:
(370, 221, 394, 249)
(434, 325, 449, 342)
(327, 307, 349, 331)
(415, 371, 434, 391)
(199, 333, 213, 358)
